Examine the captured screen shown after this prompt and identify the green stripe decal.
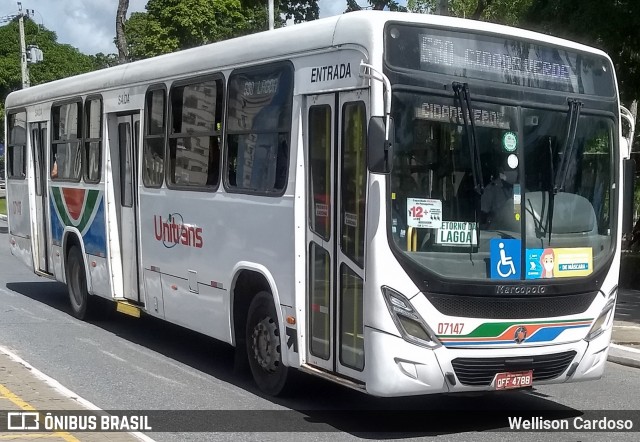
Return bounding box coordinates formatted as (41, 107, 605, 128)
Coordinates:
(51, 187, 72, 226)
(51, 187, 101, 233)
(77, 189, 99, 232)
(438, 318, 592, 338)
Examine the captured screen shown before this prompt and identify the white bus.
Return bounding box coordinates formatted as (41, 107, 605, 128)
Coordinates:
(4, 11, 636, 397)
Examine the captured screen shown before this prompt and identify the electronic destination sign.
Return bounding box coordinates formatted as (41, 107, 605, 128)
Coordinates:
(385, 24, 615, 97)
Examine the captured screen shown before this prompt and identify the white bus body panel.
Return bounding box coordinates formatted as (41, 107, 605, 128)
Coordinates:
(138, 190, 295, 342)
(7, 182, 32, 270)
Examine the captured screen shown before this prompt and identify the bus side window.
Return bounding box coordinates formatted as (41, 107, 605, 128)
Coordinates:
(143, 87, 166, 188)
(51, 101, 82, 182)
(225, 62, 293, 195)
(168, 77, 223, 189)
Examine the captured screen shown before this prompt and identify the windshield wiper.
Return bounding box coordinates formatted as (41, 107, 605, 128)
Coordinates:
(453, 82, 484, 196)
(547, 99, 583, 243)
(554, 99, 583, 193)
(453, 82, 483, 254)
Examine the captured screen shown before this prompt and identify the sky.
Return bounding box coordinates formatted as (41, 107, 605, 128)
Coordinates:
(0, 0, 371, 56)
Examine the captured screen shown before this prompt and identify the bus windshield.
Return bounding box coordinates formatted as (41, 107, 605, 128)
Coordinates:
(389, 90, 615, 281)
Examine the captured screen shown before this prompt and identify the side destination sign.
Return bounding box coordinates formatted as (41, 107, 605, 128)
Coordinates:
(436, 221, 477, 246)
(295, 50, 365, 94)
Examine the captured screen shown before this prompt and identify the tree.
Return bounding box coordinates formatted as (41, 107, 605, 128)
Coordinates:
(116, 0, 130, 63)
(125, 0, 276, 60)
(524, 0, 640, 108)
(0, 17, 97, 141)
(241, 1, 319, 23)
(280, 0, 319, 23)
(92, 52, 119, 69)
(345, 1, 407, 12)
(407, 0, 533, 25)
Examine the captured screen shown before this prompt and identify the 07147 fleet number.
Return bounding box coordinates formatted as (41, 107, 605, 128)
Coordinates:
(437, 322, 464, 334)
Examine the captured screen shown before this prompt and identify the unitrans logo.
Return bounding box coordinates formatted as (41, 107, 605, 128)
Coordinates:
(154, 213, 203, 249)
(514, 326, 528, 344)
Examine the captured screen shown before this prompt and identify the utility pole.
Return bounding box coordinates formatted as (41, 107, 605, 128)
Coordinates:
(268, 0, 274, 30)
(18, 2, 30, 88)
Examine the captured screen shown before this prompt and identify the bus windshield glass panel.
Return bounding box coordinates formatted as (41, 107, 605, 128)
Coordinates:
(388, 93, 614, 282)
(385, 24, 615, 97)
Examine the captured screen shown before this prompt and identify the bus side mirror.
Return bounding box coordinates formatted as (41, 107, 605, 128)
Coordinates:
(623, 158, 635, 234)
(367, 116, 394, 174)
(620, 136, 631, 159)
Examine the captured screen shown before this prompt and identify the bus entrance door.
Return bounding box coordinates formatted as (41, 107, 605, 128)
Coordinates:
(113, 113, 141, 303)
(30, 121, 51, 274)
(305, 90, 368, 382)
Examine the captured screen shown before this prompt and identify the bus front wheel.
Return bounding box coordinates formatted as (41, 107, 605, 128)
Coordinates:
(246, 291, 288, 396)
(66, 245, 91, 320)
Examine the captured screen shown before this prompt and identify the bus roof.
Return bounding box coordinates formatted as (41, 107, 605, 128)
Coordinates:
(5, 10, 612, 109)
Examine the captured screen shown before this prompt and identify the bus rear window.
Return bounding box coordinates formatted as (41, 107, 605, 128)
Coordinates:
(7, 111, 27, 179)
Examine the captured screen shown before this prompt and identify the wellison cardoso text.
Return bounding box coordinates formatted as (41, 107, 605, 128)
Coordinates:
(508, 416, 634, 431)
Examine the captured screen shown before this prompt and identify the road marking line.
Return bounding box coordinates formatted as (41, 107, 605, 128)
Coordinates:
(0, 383, 78, 442)
(0, 384, 36, 411)
(0, 346, 156, 442)
(0, 434, 69, 440)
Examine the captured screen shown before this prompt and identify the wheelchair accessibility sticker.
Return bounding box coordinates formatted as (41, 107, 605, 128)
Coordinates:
(490, 239, 521, 279)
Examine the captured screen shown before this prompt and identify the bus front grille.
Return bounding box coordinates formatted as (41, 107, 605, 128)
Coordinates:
(426, 292, 598, 319)
(451, 351, 577, 386)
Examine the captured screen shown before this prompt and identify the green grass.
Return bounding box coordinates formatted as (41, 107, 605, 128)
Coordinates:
(0, 198, 6, 216)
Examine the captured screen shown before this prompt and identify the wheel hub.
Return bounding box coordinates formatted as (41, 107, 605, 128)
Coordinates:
(251, 316, 280, 372)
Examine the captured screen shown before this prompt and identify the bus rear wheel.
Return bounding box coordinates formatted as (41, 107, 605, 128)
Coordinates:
(246, 291, 288, 396)
(66, 245, 91, 320)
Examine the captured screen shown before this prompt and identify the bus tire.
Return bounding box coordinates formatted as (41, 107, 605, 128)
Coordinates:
(246, 291, 288, 396)
(66, 245, 91, 320)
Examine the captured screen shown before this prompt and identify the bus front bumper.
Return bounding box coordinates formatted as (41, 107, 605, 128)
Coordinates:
(364, 325, 611, 397)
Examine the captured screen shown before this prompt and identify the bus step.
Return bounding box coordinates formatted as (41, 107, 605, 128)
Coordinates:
(115, 301, 141, 318)
(299, 364, 365, 392)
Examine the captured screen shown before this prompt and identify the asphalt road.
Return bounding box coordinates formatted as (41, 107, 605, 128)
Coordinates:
(0, 231, 639, 442)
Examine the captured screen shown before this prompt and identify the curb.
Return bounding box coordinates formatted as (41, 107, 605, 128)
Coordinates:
(607, 343, 640, 369)
(0, 345, 156, 442)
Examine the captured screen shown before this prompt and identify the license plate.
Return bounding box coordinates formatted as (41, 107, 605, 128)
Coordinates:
(494, 370, 533, 390)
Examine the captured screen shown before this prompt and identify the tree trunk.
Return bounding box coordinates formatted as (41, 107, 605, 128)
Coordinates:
(116, 0, 129, 64)
(471, 0, 494, 20)
(437, 0, 449, 16)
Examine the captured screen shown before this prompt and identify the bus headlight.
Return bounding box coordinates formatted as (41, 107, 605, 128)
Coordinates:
(585, 288, 617, 342)
(382, 286, 441, 349)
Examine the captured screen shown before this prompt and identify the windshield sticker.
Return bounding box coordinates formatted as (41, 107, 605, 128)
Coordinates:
(490, 239, 521, 279)
(503, 132, 518, 151)
(344, 212, 358, 227)
(507, 153, 519, 169)
(315, 203, 328, 218)
(526, 247, 593, 279)
(406, 198, 442, 229)
(436, 221, 477, 246)
(414, 103, 509, 129)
